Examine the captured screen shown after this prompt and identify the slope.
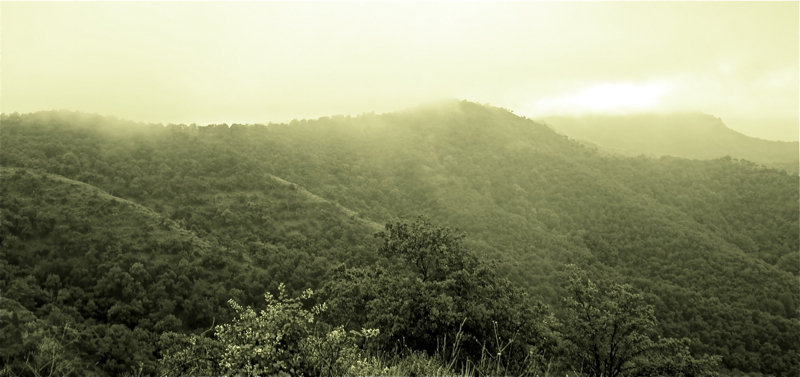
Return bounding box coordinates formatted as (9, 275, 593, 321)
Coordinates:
(542, 113, 799, 173)
(0, 166, 380, 375)
(237, 102, 799, 375)
(1, 103, 798, 375)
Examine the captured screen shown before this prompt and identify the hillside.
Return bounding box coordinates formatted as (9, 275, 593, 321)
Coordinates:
(0, 167, 380, 375)
(1, 102, 798, 376)
(542, 113, 799, 173)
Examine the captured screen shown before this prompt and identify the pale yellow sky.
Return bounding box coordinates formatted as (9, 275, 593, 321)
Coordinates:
(2, 2, 798, 141)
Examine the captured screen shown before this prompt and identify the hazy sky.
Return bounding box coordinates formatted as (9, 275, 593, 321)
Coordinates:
(2, 2, 798, 141)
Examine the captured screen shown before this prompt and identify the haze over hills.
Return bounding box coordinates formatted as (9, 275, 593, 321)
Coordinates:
(542, 113, 799, 173)
(3, 2, 797, 376)
(1, 101, 798, 376)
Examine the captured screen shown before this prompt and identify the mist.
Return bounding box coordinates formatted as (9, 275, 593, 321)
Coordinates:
(1, 2, 797, 140)
(3, 4, 799, 374)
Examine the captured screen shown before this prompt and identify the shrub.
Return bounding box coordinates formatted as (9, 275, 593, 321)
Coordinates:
(158, 284, 380, 377)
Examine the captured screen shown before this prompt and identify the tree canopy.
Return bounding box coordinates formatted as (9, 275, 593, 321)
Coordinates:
(1, 103, 797, 376)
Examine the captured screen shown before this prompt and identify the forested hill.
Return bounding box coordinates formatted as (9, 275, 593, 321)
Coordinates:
(1, 101, 798, 376)
(543, 113, 800, 173)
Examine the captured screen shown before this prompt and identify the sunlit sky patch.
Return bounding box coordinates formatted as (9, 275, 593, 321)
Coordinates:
(530, 82, 674, 115)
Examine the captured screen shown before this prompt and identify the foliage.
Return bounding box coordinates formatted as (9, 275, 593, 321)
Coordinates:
(1, 103, 798, 376)
(376, 215, 472, 282)
(157, 330, 223, 377)
(323, 215, 553, 375)
(0, 308, 84, 377)
(158, 284, 381, 377)
(560, 265, 720, 377)
(214, 284, 320, 376)
(0, 166, 377, 375)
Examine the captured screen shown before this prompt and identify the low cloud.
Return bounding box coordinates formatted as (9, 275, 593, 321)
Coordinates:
(528, 81, 674, 116)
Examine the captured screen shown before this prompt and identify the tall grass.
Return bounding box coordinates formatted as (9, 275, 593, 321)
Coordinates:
(344, 319, 552, 377)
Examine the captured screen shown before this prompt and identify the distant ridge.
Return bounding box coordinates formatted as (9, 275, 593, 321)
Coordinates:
(542, 113, 799, 173)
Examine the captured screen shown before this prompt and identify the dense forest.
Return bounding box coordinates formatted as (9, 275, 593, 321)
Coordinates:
(1, 101, 798, 376)
(543, 113, 799, 174)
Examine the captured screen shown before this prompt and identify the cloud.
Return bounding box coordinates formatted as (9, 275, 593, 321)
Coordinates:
(528, 81, 674, 116)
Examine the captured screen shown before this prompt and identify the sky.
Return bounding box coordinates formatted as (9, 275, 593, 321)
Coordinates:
(2, 2, 798, 141)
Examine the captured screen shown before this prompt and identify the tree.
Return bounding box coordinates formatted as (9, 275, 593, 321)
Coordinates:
(323, 216, 553, 374)
(376, 215, 473, 282)
(561, 265, 719, 377)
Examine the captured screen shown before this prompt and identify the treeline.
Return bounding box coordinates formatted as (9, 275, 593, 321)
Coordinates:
(1, 103, 798, 376)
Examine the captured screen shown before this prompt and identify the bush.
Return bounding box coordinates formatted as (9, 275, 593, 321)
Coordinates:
(321, 215, 554, 375)
(157, 284, 380, 377)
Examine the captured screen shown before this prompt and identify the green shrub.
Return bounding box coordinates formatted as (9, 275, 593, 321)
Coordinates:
(158, 284, 381, 377)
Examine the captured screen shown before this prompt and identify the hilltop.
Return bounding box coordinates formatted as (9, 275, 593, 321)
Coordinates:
(542, 113, 799, 173)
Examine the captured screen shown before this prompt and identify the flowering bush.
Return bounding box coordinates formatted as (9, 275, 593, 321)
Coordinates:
(214, 284, 321, 376)
(303, 326, 380, 376)
(158, 283, 380, 377)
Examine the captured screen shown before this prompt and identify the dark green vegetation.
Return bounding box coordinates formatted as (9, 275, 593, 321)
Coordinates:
(1, 102, 798, 376)
(544, 113, 799, 174)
